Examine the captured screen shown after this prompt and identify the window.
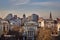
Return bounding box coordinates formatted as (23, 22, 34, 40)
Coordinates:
(28, 31, 34, 37)
(59, 28, 60, 31)
(52, 32, 54, 34)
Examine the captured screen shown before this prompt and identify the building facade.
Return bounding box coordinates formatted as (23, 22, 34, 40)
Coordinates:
(0, 20, 9, 36)
(23, 21, 38, 40)
(31, 14, 39, 22)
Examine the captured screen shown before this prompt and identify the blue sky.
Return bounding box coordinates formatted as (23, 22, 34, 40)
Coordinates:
(0, 0, 60, 19)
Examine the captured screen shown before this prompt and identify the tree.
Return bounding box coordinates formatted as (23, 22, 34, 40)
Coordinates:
(36, 27, 52, 40)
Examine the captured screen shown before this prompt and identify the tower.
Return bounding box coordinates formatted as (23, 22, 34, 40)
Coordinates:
(23, 14, 26, 18)
(23, 14, 26, 23)
(50, 11, 52, 20)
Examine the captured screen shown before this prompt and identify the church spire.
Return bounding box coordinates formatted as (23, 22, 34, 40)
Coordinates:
(50, 11, 52, 20)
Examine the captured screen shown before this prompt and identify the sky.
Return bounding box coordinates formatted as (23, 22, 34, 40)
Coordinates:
(0, 0, 60, 19)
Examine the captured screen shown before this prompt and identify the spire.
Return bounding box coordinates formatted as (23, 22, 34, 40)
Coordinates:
(50, 11, 52, 20)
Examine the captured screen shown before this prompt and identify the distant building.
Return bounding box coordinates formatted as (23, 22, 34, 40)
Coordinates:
(23, 14, 26, 19)
(10, 17, 21, 27)
(13, 15, 17, 19)
(57, 20, 60, 35)
(44, 12, 53, 28)
(44, 12, 58, 36)
(51, 20, 58, 36)
(23, 14, 26, 22)
(44, 20, 54, 28)
(5, 13, 13, 20)
(5, 14, 21, 26)
(31, 14, 39, 22)
(44, 19, 54, 28)
(27, 16, 31, 21)
(38, 17, 44, 27)
(5, 14, 22, 27)
(0, 19, 3, 37)
(21, 14, 27, 26)
(0, 20, 9, 36)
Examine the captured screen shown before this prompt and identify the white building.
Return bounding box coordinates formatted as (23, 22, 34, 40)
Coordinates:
(38, 17, 44, 27)
(57, 22, 60, 31)
(0, 20, 9, 36)
(44, 19, 54, 28)
(57, 21, 60, 35)
(23, 21, 38, 40)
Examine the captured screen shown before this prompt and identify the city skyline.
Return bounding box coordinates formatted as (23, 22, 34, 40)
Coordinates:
(0, 0, 60, 19)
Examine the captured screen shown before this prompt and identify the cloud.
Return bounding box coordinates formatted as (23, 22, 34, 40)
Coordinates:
(30, 2, 60, 7)
(9, 0, 30, 6)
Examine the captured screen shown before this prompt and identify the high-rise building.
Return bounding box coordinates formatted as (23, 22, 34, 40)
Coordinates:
(31, 14, 39, 22)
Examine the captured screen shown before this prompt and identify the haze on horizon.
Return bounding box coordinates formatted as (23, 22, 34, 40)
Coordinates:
(0, 0, 60, 19)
